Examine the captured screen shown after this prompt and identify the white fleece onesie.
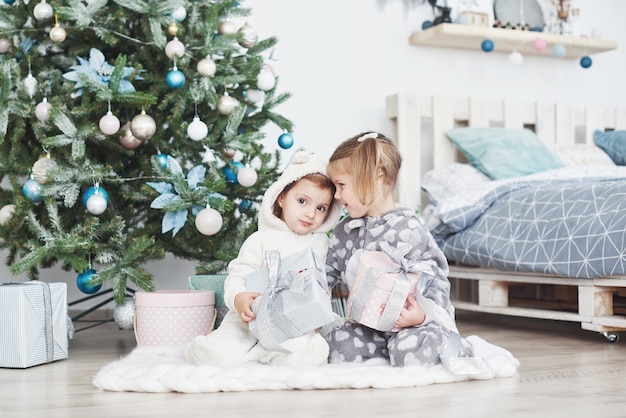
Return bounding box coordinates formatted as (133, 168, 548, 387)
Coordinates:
(185, 151, 342, 367)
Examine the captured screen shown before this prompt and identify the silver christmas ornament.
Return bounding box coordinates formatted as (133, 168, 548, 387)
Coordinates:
(218, 20, 237, 35)
(130, 111, 157, 141)
(197, 57, 216, 77)
(238, 22, 258, 49)
(165, 37, 185, 59)
(113, 298, 135, 330)
(217, 93, 237, 115)
(32, 156, 58, 184)
(118, 122, 143, 149)
(35, 98, 52, 121)
(49, 24, 66, 43)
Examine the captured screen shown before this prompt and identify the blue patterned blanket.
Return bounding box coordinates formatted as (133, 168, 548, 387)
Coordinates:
(430, 176, 626, 279)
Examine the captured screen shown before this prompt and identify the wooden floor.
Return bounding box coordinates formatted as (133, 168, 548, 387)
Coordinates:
(1, 311, 625, 418)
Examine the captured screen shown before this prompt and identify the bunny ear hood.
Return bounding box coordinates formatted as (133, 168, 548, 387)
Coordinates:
(258, 150, 342, 233)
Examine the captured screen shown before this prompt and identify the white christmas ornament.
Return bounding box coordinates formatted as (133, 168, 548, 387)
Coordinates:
(509, 51, 523, 66)
(256, 70, 276, 91)
(195, 207, 223, 236)
(0, 38, 10, 54)
(0, 204, 15, 225)
(187, 116, 208, 141)
(86, 194, 108, 215)
(113, 298, 135, 330)
(246, 89, 265, 104)
(165, 37, 185, 59)
(197, 57, 216, 77)
(237, 167, 258, 187)
(23, 73, 38, 98)
(99, 111, 121, 135)
(33, 0, 53, 21)
(35, 98, 52, 121)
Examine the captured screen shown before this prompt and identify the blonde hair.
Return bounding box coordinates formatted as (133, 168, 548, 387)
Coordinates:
(329, 132, 402, 206)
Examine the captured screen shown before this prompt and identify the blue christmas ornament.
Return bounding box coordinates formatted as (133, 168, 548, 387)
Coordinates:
(22, 178, 43, 202)
(481, 39, 494, 53)
(156, 153, 169, 169)
(76, 269, 102, 294)
(278, 133, 294, 149)
(222, 161, 244, 184)
(580, 56, 592, 69)
(239, 200, 252, 213)
(166, 69, 185, 89)
(239, 200, 257, 214)
(3, 0, 16, 5)
(82, 185, 109, 207)
(553, 44, 567, 58)
(170, 6, 187, 22)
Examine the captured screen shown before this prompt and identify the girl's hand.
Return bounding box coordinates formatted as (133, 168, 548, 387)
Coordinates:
(234, 291, 261, 323)
(388, 295, 426, 329)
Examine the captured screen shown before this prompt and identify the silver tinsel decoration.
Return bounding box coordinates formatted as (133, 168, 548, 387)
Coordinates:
(113, 297, 135, 330)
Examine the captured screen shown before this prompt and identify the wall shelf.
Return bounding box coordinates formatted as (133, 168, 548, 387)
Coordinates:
(409, 23, 618, 59)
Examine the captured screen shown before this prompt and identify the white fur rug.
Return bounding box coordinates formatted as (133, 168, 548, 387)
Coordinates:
(92, 345, 518, 393)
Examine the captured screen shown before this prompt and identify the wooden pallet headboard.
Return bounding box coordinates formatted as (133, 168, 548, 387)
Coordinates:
(386, 94, 626, 210)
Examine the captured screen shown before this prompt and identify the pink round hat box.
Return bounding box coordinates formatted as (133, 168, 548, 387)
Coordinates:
(134, 290, 215, 346)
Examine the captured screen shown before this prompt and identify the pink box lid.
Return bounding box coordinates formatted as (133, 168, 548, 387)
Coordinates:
(135, 290, 215, 307)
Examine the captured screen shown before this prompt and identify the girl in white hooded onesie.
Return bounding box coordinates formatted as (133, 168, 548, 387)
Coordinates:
(185, 151, 342, 367)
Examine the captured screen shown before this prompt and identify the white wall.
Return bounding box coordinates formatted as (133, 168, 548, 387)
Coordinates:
(6, 0, 626, 307)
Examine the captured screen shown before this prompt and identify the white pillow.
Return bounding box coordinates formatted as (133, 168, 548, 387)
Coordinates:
(421, 163, 491, 205)
(550, 144, 615, 167)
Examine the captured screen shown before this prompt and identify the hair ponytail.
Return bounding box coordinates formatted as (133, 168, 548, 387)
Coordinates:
(329, 132, 402, 206)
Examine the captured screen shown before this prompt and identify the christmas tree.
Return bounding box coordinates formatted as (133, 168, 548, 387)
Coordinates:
(0, 0, 294, 304)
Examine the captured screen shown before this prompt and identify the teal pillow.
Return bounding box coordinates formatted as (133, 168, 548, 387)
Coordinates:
(594, 130, 626, 165)
(446, 127, 565, 180)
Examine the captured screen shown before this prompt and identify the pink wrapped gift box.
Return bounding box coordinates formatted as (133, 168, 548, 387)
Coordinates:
(134, 290, 215, 346)
(346, 251, 421, 332)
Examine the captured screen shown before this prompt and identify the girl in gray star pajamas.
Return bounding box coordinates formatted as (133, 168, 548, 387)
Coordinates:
(324, 132, 520, 375)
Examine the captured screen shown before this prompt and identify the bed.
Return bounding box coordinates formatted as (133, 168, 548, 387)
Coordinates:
(386, 94, 626, 342)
